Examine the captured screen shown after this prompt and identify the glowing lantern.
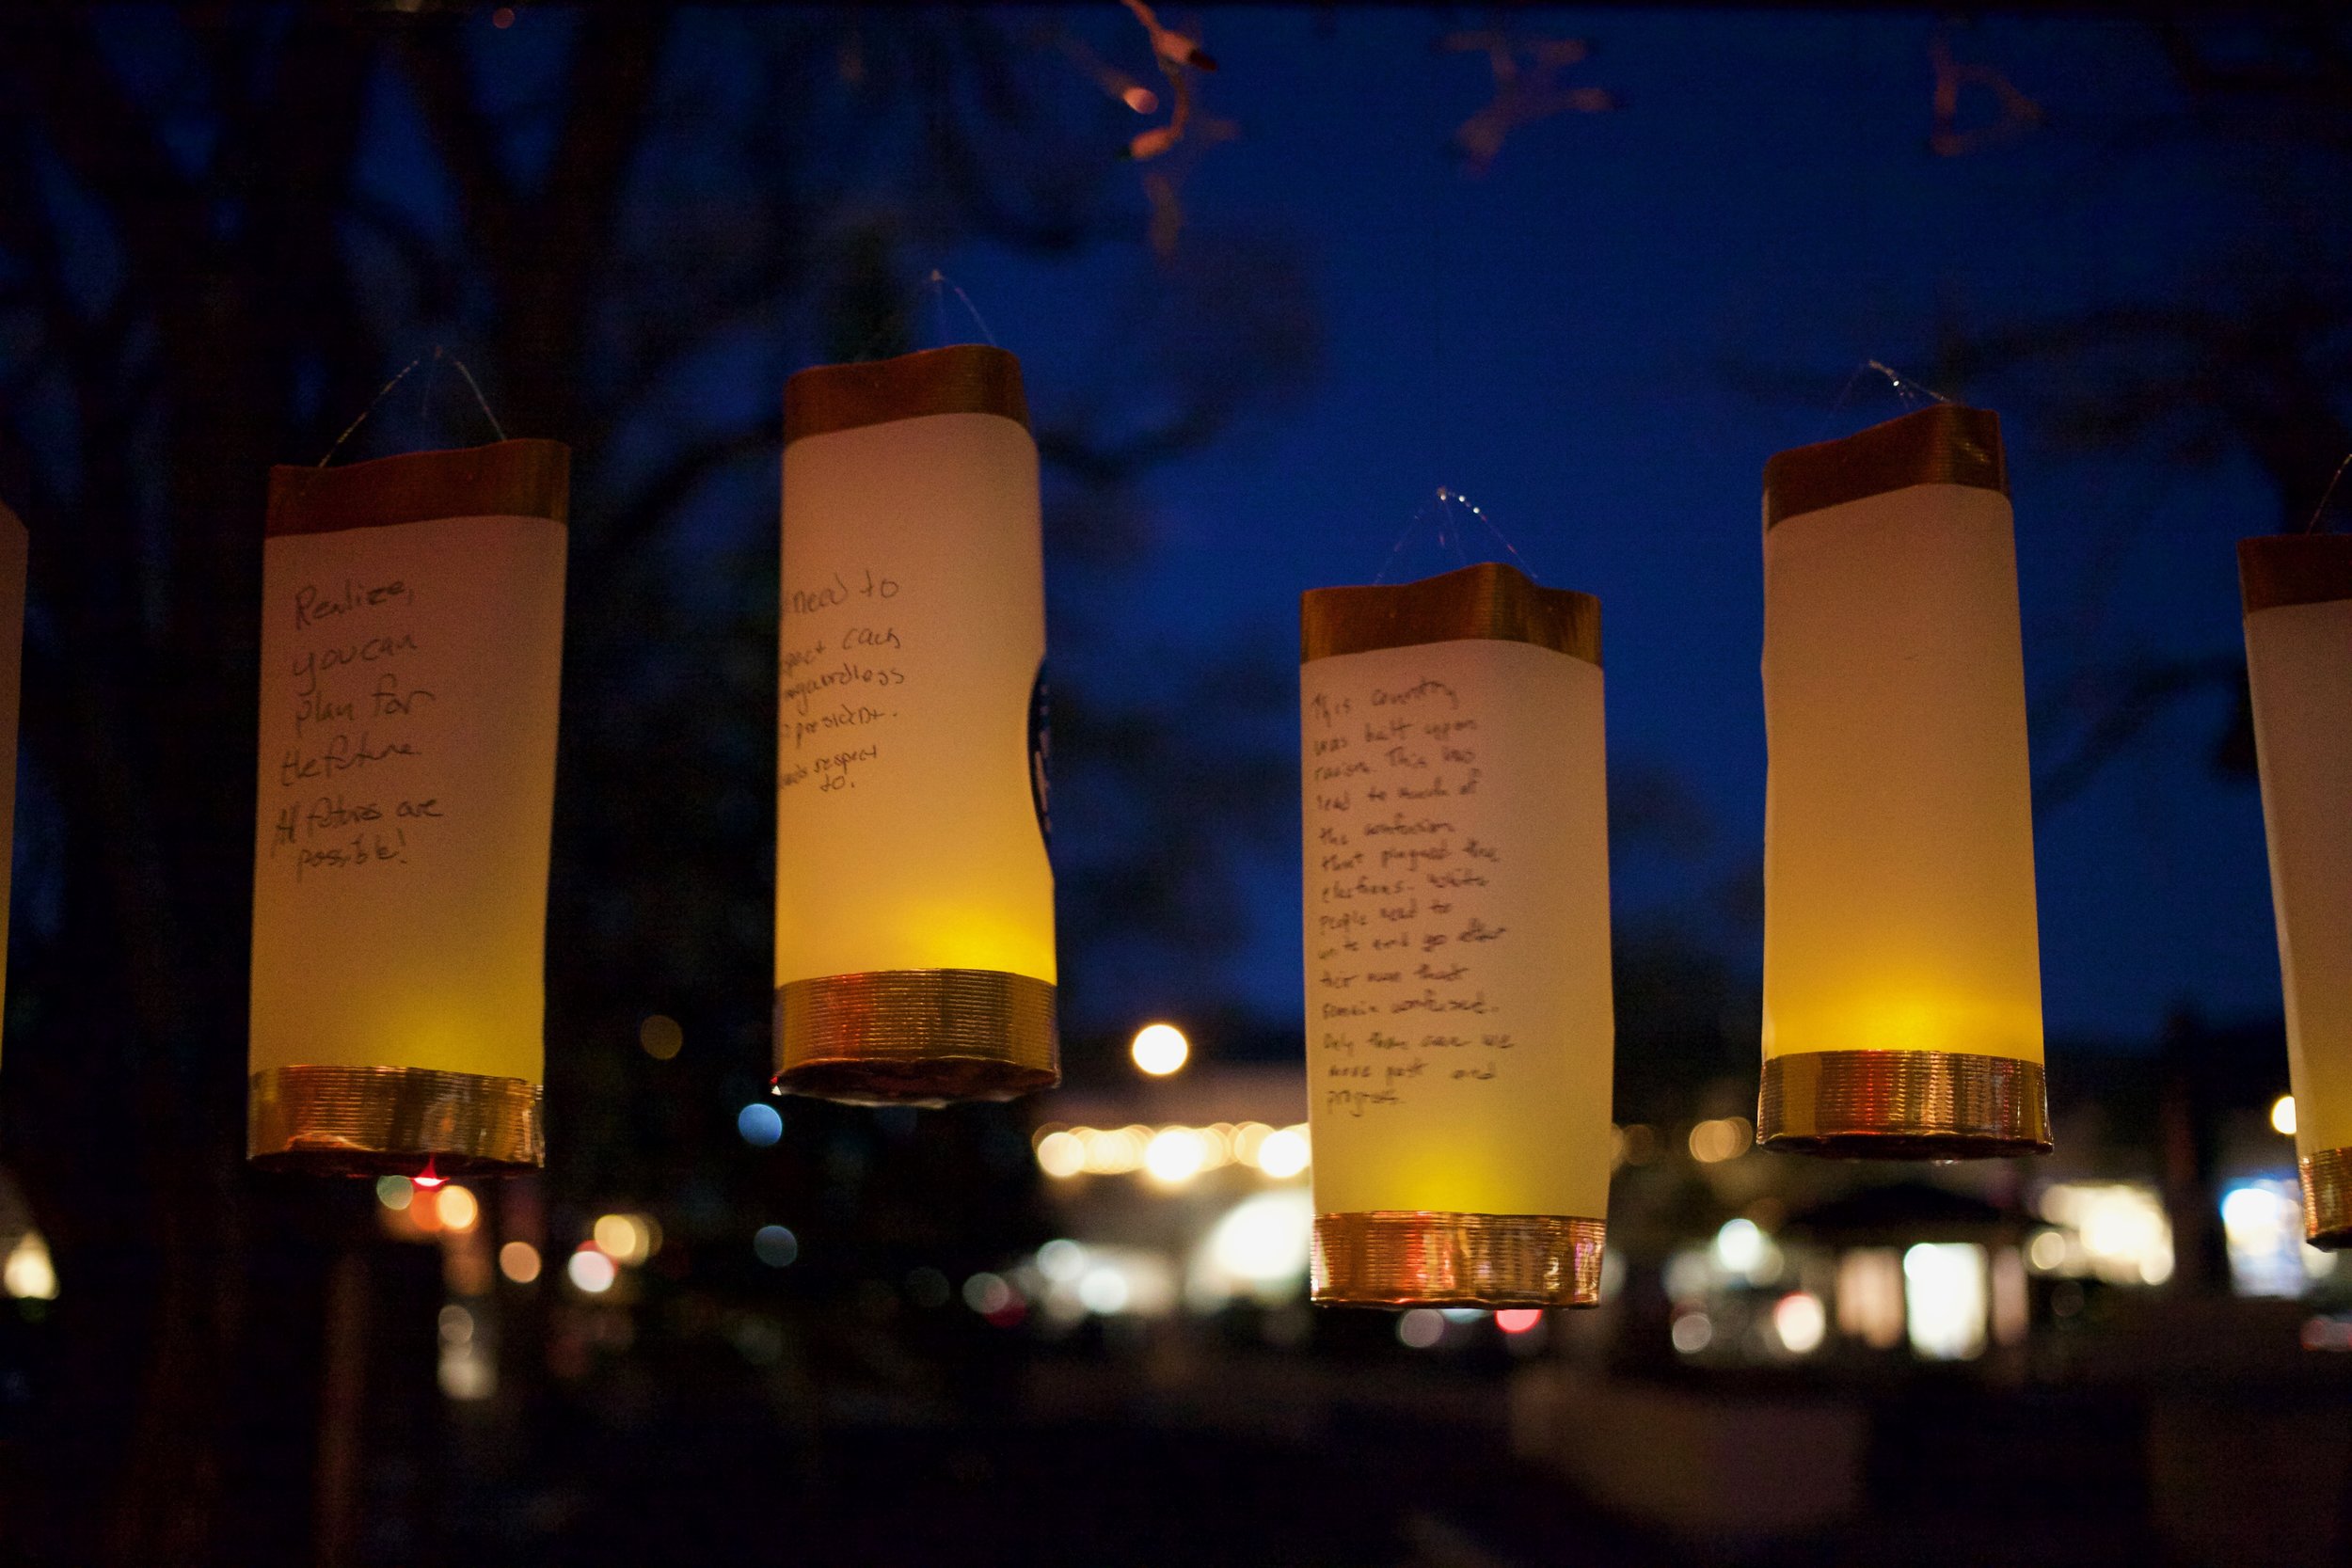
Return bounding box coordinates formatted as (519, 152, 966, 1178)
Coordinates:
(1299, 562, 1612, 1307)
(2239, 532, 2352, 1243)
(0, 501, 23, 1057)
(774, 346, 1057, 1103)
(247, 440, 568, 1173)
(1757, 404, 2050, 1157)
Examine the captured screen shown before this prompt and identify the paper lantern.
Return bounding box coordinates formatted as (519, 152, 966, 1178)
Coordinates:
(2239, 533, 2352, 1244)
(247, 440, 568, 1174)
(0, 501, 23, 1059)
(773, 346, 1057, 1104)
(1299, 562, 1613, 1307)
(1756, 404, 2050, 1157)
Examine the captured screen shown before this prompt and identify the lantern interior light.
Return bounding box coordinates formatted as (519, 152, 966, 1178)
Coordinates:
(246, 441, 568, 1176)
(1299, 562, 1614, 1309)
(1756, 405, 2050, 1158)
(2273, 1095, 2299, 1138)
(772, 346, 1058, 1106)
(2239, 532, 2352, 1244)
(1131, 1023, 1190, 1076)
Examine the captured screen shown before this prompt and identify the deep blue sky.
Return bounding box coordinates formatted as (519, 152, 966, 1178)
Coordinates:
(955, 9, 2324, 1047)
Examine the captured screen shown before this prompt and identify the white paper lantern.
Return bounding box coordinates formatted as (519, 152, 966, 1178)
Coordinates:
(1299, 562, 1613, 1307)
(1757, 405, 2050, 1157)
(247, 441, 568, 1174)
(774, 346, 1057, 1104)
(2239, 533, 2352, 1243)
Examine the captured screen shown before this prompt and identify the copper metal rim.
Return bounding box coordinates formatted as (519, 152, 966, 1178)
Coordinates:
(2301, 1148, 2352, 1248)
(2239, 534, 2352, 614)
(1311, 1211, 1606, 1308)
(1764, 404, 2007, 530)
(1757, 1050, 2051, 1160)
(248, 1065, 544, 1177)
(266, 438, 570, 537)
(774, 968, 1058, 1107)
(784, 344, 1029, 444)
(1299, 561, 1600, 666)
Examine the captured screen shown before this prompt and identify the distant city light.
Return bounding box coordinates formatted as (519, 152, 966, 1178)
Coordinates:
(1077, 1266, 1131, 1314)
(1255, 1127, 1310, 1180)
(1144, 1127, 1206, 1185)
(1711, 1217, 1781, 1284)
(1195, 1190, 1313, 1304)
(2038, 1182, 2173, 1286)
(438, 1304, 475, 1346)
(1670, 1309, 1713, 1354)
(2273, 1095, 2298, 1137)
(499, 1242, 543, 1285)
(1903, 1243, 1988, 1361)
(1688, 1117, 1753, 1164)
(1836, 1248, 1906, 1350)
(1131, 1022, 1190, 1077)
(2026, 1228, 2068, 1272)
(3, 1231, 58, 1301)
(754, 1225, 800, 1268)
(738, 1102, 784, 1147)
(1397, 1308, 1445, 1349)
(566, 1247, 617, 1294)
(2221, 1181, 2325, 1299)
(1035, 1130, 1086, 1179)
(1773, 1291, 1827, 1355)
(1495, 1308, 1542, 1335)
(436, 1185, 480, 1232)
(594, 1213, 659, 1265)
(640, 1014, 685, 1061)
(375, 1175, 414, 1211)
(963, 1272, 1014, 1315)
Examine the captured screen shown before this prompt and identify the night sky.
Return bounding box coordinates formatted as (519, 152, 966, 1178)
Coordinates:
(954, 8, 2326, 1048)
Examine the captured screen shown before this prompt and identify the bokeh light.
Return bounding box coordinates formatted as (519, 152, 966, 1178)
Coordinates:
(566, 1247, 617, 1294)
(436, 1185, 480, 1232)
(374, 1175, 413, 1211)
(1255, 1126, 1310, 1180)
(640, 1014, 684, 1060)
(1130, 1022, 1189, 1076)
(594, 1213, 659, 1265)
(754, 1225, 800, 1268)
(499, 1242, 543, 1285)
(1396, 1308, 1445, 1349)
(1143, 1127, 1205, 1185)
(1495, 1308, 1541, 1335)
(738, 1102, 784, 1147)
(1773, 1291, 1827, 1354)
(1034, 1129, 1085, 1179)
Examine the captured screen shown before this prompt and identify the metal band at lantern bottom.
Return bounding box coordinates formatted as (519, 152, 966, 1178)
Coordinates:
(773, 969, 1058, 1106)
(1311, 1212, 1606, 1308)
(1757, 1050, 2050, 1159)
(2300, 1148, 2352, 1250)
(248, 1065, 544, 1176)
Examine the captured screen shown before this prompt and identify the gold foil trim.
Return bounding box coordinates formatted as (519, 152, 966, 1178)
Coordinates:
(2301, 1148, 2352, 1248)
(248, 1065, 544, 1176)
(1300, 562, 1600, 666)
(1757, 1050, 2050, 1159)
(774, 968, 1058, 1106)
(267, 439, 570, 537)
(784, 344, 1029, 444)
(1764, 404, 2007, 531)
(1311, 1212, 1606, 1308)
(2239, 535, 2352, 615)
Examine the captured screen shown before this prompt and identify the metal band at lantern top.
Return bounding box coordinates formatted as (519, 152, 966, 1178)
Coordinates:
(266, 438, 571, 536)
(1312, 1212, 1605, 1308)
(775, 969, 1058, 1106)
(784, 344, 1029, 444)
(1764, 404, 2007, 531)
(2239, 535, 2352, 615)
(2300, 1148, 2352, 1249)
(248, 1065, 543, 1176)
(1300, 560, 1599, 665)
(1756, 1050, 2050, 1159)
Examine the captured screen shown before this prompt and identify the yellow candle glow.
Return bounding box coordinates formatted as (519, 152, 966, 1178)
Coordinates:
(1300, 562, 1613, 1307)
(2239, 533, 2352, 1243)
(247, 440, 568, 1174)
(1757, 405, 2050, 1157)
(773, 346, 1057, 1104)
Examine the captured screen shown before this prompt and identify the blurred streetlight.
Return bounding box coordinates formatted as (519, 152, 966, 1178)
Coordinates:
(1131, 1022, 1189, 1076)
